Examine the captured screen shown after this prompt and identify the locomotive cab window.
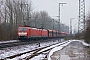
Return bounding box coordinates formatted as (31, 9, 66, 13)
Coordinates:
(19, 28, 27, 32)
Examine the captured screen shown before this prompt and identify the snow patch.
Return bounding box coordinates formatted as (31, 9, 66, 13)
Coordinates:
(48, 40, 72, 60)
(80, 41, 90, 46)
(70, 40, 90, 46)
(0, 39, 60, 59)
(30, 54, 46, 60)
(0, 40, 18, 44)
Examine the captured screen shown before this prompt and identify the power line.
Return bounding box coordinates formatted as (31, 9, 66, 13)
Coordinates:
(52, 0, 69, 19)
(52, 0, 58, 3)
(52, 0, 70, 19)
(62, 7, 70, 19)
(53, 0, 76, 19)
(67, 0, 76, 17)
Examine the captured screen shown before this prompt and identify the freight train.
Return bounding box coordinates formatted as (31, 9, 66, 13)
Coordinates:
(18, 26, 69, 41)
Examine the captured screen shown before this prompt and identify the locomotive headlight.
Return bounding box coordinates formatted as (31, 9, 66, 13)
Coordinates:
(18, 32, 27, 36)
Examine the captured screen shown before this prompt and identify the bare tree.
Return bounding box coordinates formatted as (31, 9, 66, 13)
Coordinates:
(84, 13, 90, 43)
(0, 0, 69, 41)
(0, 0, 33, 40)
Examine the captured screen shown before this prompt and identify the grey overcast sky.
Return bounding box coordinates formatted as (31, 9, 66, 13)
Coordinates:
(31, 0, 90, 31)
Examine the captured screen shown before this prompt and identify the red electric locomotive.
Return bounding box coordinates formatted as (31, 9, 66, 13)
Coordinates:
(18, 26, 48, 41)
(18, 26, 69, 41)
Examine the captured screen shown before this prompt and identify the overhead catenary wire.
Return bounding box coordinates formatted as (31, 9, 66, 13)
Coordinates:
(53, 0, 75, 18)
(52, 0, 58, 3)
(67, 0, 76, 17)
(52, 0, 70, 20)
(62, 6, 70, 19)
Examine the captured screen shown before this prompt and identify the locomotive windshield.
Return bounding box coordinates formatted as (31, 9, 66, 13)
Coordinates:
(19, 28, 27, 32)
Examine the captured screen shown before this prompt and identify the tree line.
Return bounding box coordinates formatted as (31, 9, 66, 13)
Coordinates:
(75, 11, 90, 43)
(83, 11, 90, 43)
(0, 0, 69, 41)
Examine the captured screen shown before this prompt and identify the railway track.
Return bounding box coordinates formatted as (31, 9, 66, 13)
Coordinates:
(0, 41, 33, 49)
(0, 40, 71, 60)
(0, 39, 60, 49)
